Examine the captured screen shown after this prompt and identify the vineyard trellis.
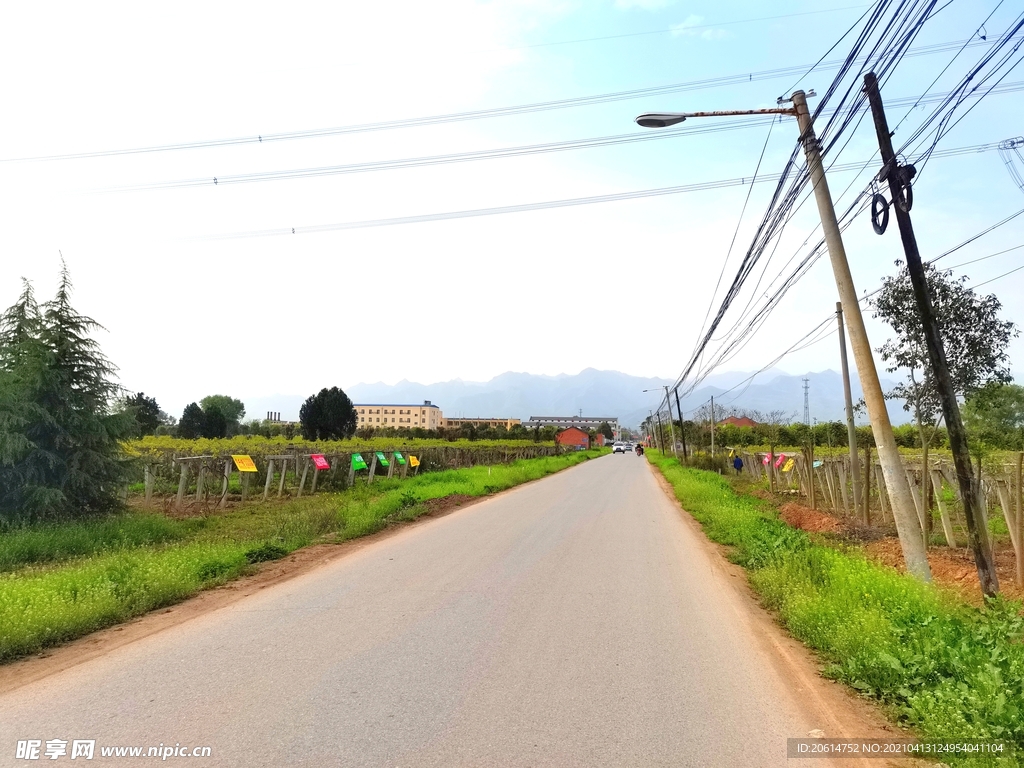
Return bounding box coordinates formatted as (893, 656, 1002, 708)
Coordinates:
(130, 444, 569, 513)
(736, 449, 1024, 586)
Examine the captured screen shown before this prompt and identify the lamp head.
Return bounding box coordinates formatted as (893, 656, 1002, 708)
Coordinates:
(635, 113, 687, 128)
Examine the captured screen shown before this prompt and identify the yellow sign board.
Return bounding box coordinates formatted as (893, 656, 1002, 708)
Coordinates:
(232, 454, 258, 472)
(409, 455, 420, 467)
(782, 458, 795, 473)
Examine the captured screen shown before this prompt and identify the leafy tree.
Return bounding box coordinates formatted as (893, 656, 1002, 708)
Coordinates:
(200, 395, 245, 425)
(963, 382, 1024, 451)
(872, 260, 1017, 424)
(597, 421, 614, 440)
(179, 402, 206, 439)
(0, 267, 134, 520)
(123, 392, 162, 436)
(202, 407, 227, 439)
(299, 387, 357, 440)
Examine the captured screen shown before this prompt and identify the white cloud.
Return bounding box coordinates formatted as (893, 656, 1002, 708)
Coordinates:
(670, 13, 728, 40)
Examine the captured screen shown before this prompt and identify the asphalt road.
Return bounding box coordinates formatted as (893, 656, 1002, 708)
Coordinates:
(1, 454, 832, 766)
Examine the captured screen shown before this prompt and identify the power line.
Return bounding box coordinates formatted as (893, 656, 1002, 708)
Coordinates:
(971, 262, 1024, 287)
(116, 81, 1024, 192)
(3, 36, 1011, 164)
(189, 140, 1002, 241)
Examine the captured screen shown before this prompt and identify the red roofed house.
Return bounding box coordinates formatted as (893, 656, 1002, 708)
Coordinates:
(555, 426, 590, 450)
(719, 416, 758, 428)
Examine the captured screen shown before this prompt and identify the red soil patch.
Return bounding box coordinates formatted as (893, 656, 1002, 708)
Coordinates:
(865, 537, 1023, 605)
(779, 502, 844, 533)
(750, 482, 1023, 603)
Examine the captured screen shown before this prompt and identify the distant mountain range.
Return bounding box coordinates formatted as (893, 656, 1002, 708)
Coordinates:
(245, 368, 909, 429)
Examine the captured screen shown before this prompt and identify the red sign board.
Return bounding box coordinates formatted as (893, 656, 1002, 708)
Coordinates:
(311, 454, 330, 470)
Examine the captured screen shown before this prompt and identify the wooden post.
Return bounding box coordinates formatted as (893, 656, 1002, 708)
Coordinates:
(219, 460, 231, 508)
(401, 459, 409, 480)
(144, 464, 155, 508)
(930, 469, 956, 548)
(874, 464, 888, 525)
(863, 446, 872, 523)
(347, 455, 356, 488)
(310, 462, 320, 494)
(195, 462, 206, 502)
(278, 457, 288, 498)
(836, 461, 849, 516)
(906, 469, 927, 548)
(241, 471, 250, 504)
(297, 457, 310, 498)
(176, 462, 188, 509)
(387, 453, 396, 480)
(994, 481, 1019, 575)
(367, 453, 378, 485)
(1017, 453, 1023, 586)
(263, 459, 275, 501)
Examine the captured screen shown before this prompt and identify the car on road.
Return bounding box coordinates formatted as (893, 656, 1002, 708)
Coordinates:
(612, 442, 626, 453)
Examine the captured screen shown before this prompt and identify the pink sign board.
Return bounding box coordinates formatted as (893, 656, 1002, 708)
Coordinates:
(311, 454, 330, 471)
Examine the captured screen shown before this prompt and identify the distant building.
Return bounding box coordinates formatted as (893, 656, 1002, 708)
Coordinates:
(354, 400, 443, 430)
(523, 416, 619, 432)
(443, 417, 522, 431)
(719, 416, 758, 428)
(555, 426, 590, 450)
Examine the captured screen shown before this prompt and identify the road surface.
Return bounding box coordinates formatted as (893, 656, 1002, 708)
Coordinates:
(1, 454, 837, 766)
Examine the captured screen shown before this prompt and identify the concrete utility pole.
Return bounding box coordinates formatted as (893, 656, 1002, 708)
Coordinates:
(836, 301, 863, 518)
(710, 395, 716, 457)
(791, 89, 930, 581)
(663, 385, 678, 457)
(674, 387, 688, 459)
(655, 410, 665, 452)
(863, 72, 995, 593)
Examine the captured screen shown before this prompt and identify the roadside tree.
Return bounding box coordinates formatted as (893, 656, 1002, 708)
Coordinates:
(299, 387, 357, 440)
(0, 267, 134, 521)
(178, 403, 206, 439)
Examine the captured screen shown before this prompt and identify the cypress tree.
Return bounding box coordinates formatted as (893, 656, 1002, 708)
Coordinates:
(0, 266, 134, 521)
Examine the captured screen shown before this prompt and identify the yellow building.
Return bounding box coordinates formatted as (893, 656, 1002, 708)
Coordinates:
(355, 400, 443, 430)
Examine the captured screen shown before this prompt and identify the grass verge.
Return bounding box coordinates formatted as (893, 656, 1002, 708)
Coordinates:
(0, 449, 605, 662)
(646, 450, 1024, 767)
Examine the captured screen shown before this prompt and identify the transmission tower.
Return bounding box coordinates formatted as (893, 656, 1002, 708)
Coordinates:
(802, 378, 810, 426)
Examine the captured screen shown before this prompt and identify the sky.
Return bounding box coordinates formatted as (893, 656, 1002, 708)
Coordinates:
(1, 0, 1022, 420)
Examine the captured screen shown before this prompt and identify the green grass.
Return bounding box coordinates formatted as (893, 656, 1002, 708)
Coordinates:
(646, 450, 1024, 767)
(0, 515, 196, 573)
(0, 449, 606, 662)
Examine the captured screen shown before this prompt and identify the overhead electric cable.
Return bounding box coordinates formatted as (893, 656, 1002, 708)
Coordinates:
(117, 82, 1024, 192)
(190, 140, 1001, 240)
(3, 35, 1012, 164)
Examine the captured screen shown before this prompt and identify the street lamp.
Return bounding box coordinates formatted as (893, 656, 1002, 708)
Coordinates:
(634, 88, 930, 581)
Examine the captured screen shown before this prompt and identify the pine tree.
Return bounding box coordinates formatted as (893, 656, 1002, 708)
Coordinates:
(0, 266, 134, 520)
(178, 403, 206, 439)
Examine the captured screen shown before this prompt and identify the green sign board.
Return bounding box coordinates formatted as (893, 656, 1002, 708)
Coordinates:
(394, 452, 406, 465)
(351, 453, 367, 471)
(375, 451, 389, 467)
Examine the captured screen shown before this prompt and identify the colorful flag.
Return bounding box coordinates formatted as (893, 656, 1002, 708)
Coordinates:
(232, 455, 258, 472)
(782, 458, 795, 473)
(351, 453, 367, 471)
(311, 454, 330, 470)
(409, 455, 420, 467)
(762, 453, 772, 465)
(393, 452, 407, 465)
(813, 460, 823, 468)
(375, 451, 389, 467)
(774, 452, 786, 469)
